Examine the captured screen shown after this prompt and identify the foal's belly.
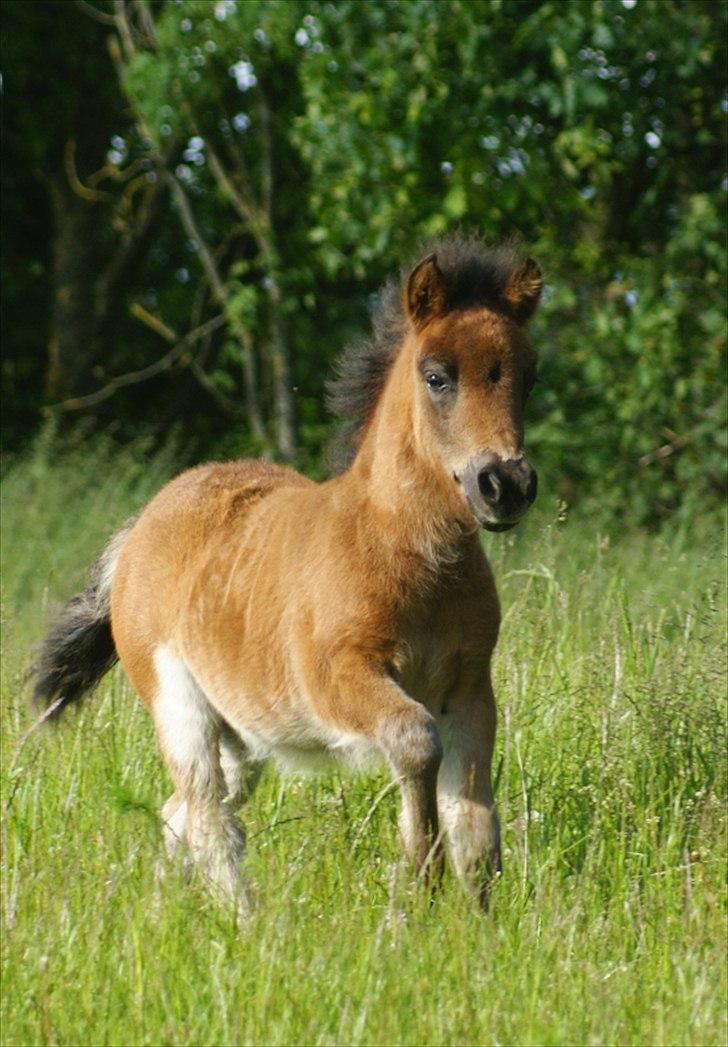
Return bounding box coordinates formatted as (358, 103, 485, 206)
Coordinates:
(220, 698, 383, 775)
(236, 723, 382, 774)
(186, 648, 384, 775)
(220, 653, 461, 775)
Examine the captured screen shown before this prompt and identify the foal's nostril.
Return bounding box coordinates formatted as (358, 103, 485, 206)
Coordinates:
(478, 469, 502, 506)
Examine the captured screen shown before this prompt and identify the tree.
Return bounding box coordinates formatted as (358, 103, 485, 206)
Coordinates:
(117, 0, 312, 459)
(2, 0, 725, 522)
(0, 1, 166, 405)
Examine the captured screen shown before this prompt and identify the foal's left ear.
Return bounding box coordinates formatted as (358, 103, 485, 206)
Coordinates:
(502, 258, 543, 325)
(405, 254, 448, 327)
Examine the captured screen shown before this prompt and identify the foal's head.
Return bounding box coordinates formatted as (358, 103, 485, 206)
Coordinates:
(404, 245, 543, 532)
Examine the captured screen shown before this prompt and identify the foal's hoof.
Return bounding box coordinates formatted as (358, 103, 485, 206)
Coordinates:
(231, 881, 257, 918)
(204, 866, 257, 918)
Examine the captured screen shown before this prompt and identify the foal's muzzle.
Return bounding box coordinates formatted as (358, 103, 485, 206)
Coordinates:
(459, 452, 537, 532)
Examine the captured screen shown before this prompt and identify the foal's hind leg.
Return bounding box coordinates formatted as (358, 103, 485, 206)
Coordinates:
(437, 688, 501, 908)
(160, 726, 260, 862)
(152, 648, 246, 901)
(161, 790, 188, 858)
(219, 723, 264, 810)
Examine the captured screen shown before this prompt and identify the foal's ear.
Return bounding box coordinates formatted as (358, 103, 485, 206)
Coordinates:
(405, 254, 448, 327)
(502, 257, 543, 325)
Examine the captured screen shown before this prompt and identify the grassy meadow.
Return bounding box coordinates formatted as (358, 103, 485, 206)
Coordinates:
(1, 438, 726, 1046)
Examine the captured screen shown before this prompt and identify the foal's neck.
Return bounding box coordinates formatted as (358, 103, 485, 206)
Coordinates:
(346, 338, 474, 572)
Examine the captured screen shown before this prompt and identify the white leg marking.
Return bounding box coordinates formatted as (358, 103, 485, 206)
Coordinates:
(153, 647, 247, 902)
(154, 648, 216, 772)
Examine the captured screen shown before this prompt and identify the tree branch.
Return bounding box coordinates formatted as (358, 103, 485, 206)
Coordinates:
(256, 86, 274, 231)
(205, 139, 262, 232)
(129, 302, 177, 343)
(132, 0, 157, 47)
(113, 0, 135, 61)
(94, 176, 165, 323)
(64, 139, 115, 202)
(75, 0, 117, 26)
(105, 17, 269, 449)
(49, 313, 227, 411)
(164, 171, 227, 304)
(637, 401, 723, 468)
(638, 429, 698, 468)
(163, 173, 267, 443)
(87, 155, 148, 187)
(188, 360, 247, 416)
(254, 82, 297, 460)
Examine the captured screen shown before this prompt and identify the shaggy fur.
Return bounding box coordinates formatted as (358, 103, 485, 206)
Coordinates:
(326, 236, 524, 471)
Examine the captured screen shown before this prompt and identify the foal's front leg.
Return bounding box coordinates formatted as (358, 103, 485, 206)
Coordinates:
(324, 655, 444, 880)
(386, 711, 444, 880)
(437, 685, 501, 906)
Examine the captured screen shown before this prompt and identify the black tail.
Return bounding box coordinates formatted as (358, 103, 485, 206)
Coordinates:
(31, 517, 137, 718)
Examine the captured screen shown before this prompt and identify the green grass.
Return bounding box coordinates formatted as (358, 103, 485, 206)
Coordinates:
(2, 438, 726, 1046)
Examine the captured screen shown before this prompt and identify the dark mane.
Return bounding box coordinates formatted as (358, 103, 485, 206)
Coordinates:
(325, 235, 526, 473)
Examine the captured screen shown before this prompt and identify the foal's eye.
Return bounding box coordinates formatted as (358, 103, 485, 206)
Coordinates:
(425, 372, 448, 392)
(421, 358, 455, 397)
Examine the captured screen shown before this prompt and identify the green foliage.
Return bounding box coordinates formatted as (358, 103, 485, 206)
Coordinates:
(531, 190, 726, 522)
(1, 441, 726, 1045)
(286, 0, 727, 522)
(1, 0, 725, 522)
(290, 0, 724, 267)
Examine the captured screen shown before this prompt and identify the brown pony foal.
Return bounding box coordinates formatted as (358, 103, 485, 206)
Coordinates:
(33, 238, 542, 908)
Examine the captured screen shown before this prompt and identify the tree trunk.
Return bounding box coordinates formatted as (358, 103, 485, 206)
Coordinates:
(46, 175, 106, 399)
(257, 87, 297, 462)
(239, 327, 267, 449)
(266, 275, 297, 462)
